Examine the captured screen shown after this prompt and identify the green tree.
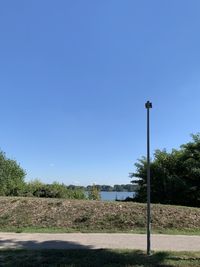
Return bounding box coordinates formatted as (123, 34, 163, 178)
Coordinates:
(0, 151, 26, 196)
(113, 184, 123, 191)
(130, 134, 200, 207)
(88, 184, 101, 200)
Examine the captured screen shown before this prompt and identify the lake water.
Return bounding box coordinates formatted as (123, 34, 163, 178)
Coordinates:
(100, 191, 135, 201)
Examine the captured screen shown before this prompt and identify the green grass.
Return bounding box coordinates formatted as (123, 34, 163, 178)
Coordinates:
(0, 226, 200, 235)
(0, 249, 199, 267)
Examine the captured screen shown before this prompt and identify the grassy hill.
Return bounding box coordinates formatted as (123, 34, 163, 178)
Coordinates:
(0, 197, 199, 234)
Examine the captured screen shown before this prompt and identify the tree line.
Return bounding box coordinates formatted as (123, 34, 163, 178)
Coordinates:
(1, 133, 200, 206)
(130, 134, 200, 207)
(0, 151, 134, 200)
(0, 151, 84, 199)
(70, 184, 137, 192)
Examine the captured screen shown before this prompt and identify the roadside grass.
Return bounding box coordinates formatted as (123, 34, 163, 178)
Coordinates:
(0, 226, 200, 235)
(0, 249, 200, 267)
(0, 197, 199, 235)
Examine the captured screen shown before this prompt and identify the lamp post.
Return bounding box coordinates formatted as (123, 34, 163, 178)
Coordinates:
(145, 101, 152, 256)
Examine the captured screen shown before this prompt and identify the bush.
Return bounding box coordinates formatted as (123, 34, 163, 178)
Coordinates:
(22, 179, 86, 199)
(88, 184, 101, 200)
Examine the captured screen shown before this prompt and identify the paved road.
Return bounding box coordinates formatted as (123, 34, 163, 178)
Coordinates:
(0, 233, 199, 251)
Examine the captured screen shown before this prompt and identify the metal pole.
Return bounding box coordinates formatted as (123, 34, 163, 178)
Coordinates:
(145, 101, 152, 256)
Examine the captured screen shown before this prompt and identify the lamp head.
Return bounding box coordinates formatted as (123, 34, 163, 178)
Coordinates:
(145, 101, 152, 109)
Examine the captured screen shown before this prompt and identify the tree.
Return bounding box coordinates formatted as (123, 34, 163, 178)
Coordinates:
(113, 184, 123, 191)
(130, 134, 200, 207)
(0, 151, 26, 196)
(88, 184, 101, 200)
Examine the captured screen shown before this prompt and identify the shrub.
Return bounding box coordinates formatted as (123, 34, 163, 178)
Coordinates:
(22, 180, 86, 199)
(88, 184, 101, 200)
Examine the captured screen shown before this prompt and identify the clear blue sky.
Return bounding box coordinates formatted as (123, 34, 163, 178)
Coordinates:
(0, 1, 200, 186)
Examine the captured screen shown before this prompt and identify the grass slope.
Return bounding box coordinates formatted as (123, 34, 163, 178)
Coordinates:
(0, 197, 199, 234)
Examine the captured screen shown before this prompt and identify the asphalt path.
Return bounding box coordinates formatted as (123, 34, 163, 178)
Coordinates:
(0, 233, 199, 251)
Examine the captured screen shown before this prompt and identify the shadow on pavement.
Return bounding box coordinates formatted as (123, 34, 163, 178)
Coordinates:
(0, 238, 93, 249)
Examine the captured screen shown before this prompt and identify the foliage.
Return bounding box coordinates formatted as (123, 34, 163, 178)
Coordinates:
(22, 180, 86, 199)
(86, 184, 137, 192)
(0, 151, 26, 196)
(88, 184, 101, 200)
(0, 150, 85, 200)
(0, 149, 135, 201)
(130, 134, 200, 207)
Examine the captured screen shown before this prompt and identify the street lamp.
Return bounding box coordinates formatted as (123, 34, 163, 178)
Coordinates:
(145, 101, 152, 256)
